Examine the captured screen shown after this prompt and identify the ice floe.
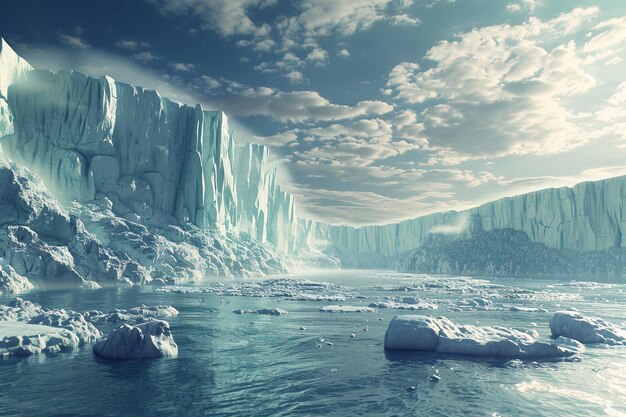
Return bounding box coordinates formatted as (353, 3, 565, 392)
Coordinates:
(0, 322, 80, 357)
(93, 320, 178, 359)
(319, 305, 377, 313)
(384, 315, 583, 359)
(0, 298, 101, 343)
(233, 308, 288, 316)
(549, 311, 626, 345)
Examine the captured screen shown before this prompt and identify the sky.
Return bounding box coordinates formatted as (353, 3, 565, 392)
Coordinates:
(2, 0, 626, 226)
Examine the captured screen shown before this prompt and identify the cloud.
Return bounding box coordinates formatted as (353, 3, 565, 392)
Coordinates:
(506, 0, 538, 13)
(133, 51, 160, 63)
(170, 62, 196, 72)
(217, 87, 393, 122)
(149, 0, 277, 37)
(57, 33, 90, 49)
(147, 0, 420, 80)
(115, 39, 151, 50)
(337, 49, 350, 57)
(199, 75, 221, 89)
(384, 7, 621, 164)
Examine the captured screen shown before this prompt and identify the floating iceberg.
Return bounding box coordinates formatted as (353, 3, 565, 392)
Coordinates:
(0, 322, 79, 357)
(549, 311, 626, 345)
(319, 305, 377, 313)
(93, 320, 178, 359)
(233, 308, 288, 316)
(384, 315, 582, 359)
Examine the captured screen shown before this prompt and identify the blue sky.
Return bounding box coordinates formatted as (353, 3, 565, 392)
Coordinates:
(3, 0, 626, 225)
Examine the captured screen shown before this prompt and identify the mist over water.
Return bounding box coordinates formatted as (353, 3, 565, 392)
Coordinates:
(2, 271, 626, 417)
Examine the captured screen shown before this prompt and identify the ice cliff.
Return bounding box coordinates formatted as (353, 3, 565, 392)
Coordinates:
(0, 38, 32, 137)
(0, 38, 306, 291)
(0, 38, 297, 255)
(305, 176, 626, 272)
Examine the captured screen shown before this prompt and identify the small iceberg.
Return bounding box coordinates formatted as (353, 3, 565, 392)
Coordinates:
(549, 311, 626, 345)
(384, 315, 582, 359)
(93, 320, 178, 359)
(233, 308, 288, 316)
(319, 305, 377, 313)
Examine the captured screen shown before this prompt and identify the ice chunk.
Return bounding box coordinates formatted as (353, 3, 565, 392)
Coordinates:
(0, 322, 79, 357)
(549, 311, 626, 345)
(384, 315, 582, 359)
(233, 308, 288, 316)
(319, 305, 377, 313)
(93, 320, 178, 359)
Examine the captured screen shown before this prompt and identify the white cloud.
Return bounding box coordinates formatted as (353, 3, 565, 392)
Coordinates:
(337, 49, 350, 57)
(286, 70, 304, 83)
(385, 7, 620, 164)
(306, 47, 328, 62)
(115, 39, 151, 50)
(170, 62, 196, 72)
(133, 51, 160, 63)
(218, 87, 393, 122)
(506, 0, 538, 13)
(57, 33, 90, 49)
(199, 75, 221, 89)
(150, 0, 277, 37)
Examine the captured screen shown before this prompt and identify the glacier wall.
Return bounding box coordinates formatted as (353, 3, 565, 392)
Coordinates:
(0, 39, 32, 137)
(2, 66, 297, 253)
(306, 176, 626, 266)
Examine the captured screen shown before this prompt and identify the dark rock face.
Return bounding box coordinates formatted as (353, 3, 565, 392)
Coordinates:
(398, 215, 626, 279)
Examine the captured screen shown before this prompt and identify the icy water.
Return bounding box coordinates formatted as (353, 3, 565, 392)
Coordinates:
(2, 271, 626, 417)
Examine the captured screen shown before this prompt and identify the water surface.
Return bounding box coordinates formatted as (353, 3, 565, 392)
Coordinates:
(1, 271, 625, 417)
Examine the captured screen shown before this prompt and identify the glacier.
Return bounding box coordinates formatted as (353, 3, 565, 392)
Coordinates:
(304, 176, 626, 276)
(4, 67, 298, 253)
(0, 38, 316, 291)
(1, 35, 625, 288)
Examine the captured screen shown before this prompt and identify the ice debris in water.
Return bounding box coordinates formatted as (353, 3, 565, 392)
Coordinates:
(157, 278, 353, 301)
(549, 311, 626, 345)
(93, 320, 178, 359)
(369, 295, 438, 311)
(369, 275, 582, 303)
(84, 305, 179, 324)
(384, 315, 583, 359)
(0, 322, 80, 357)
(233, 308, 288, 316)
(0, 298, 101, 344)
(319, 305, 377, 313)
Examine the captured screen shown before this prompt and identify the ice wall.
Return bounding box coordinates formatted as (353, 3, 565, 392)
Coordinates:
(0, 45, 297, 253)
(0, 39, 32, 136)
(306, 176, 626, 265)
